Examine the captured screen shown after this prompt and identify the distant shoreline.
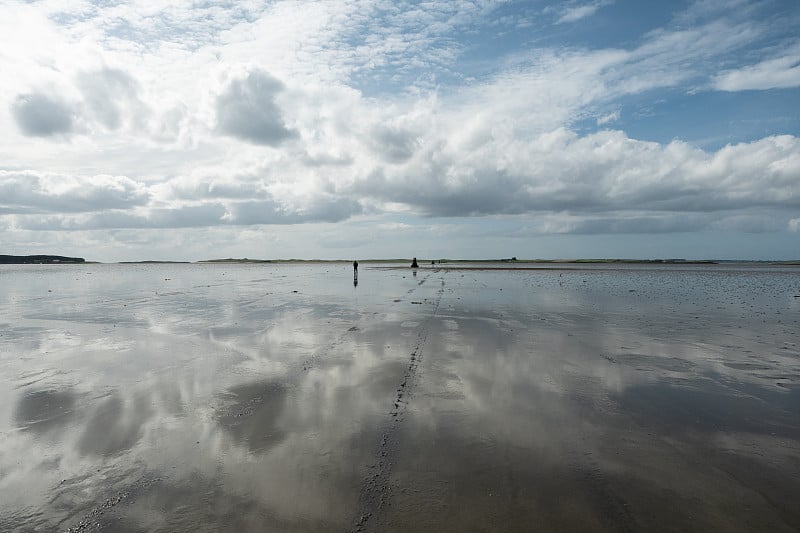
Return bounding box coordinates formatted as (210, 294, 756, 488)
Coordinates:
(183, 258, 800, 265)
(3, 256, 799, 266)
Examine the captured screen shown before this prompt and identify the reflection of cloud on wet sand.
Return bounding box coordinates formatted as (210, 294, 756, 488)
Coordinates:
(381, 273, 800, 531)
(215, 380, 288, 453)
(0, 265, 419, 531)
(114, 474, 319, 532)
(14, 388, 78, 434)
(2, 265, 799, 531)
(78, 393, 154, 457)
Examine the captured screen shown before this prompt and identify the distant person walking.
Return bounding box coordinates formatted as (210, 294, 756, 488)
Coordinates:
(353, 260, 358, 279)
(411, 257, 419, 268)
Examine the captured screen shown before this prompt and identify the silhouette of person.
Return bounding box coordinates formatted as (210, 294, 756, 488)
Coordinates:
(353, 260, 358, 281)
(411, 257, 419, 268)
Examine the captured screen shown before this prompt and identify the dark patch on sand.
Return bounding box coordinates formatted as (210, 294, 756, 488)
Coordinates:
(613, 378, 800, 439)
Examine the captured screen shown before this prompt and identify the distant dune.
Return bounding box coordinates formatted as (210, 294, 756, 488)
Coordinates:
(198, 258, 273, 263)
(119, 260, 191, 264)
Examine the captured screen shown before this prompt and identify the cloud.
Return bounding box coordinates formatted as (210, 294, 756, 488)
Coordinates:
(1, 0, 799, 261)
(676, 0, 754, 24)
(509, 213, 712, 235)
(713, 47, 800, 91)
(301, 151, 354, 167)
(709, 213, 785, 233)
(555, 1, 613, 24)
(444, 15, 766, 139)
(368, 124, 419, 163)
(77, 67, 146, 130)
(9, 123, 793, 235)
(496, 209, 794, 236)
(229, 196, 361, 225)
(563, 214, 709, 234)
(790, 218, 800, 232)
(16, 204, 227, 231)
(7, 176, 362, 230)
(8, 69, 167, 142)
(156, 174, 268, 201)
(353, 130, 800, 222)
(596, 110, 620, 125)
(10, 93, 75, 137)
(13, 197, 361, 231)
(618, 18, 765, 95)
(215, 70, 296, 146)
(0, 171, 149, 214)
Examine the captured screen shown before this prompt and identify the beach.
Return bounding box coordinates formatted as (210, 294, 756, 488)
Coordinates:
(1, 262, 799, 531)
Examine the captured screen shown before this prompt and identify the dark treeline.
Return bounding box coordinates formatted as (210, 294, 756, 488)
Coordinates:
(0, 255, 85, 264)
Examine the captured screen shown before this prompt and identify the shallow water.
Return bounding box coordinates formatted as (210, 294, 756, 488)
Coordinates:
(1, 263, 798, 531)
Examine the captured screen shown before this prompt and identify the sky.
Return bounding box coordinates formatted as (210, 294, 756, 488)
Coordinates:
(1, 0, 799, 262)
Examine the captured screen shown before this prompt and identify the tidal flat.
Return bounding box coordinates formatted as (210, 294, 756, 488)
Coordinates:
(1, 263, 799, 532)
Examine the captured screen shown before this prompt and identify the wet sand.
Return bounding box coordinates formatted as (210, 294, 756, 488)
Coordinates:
(1, 263, 799, 532)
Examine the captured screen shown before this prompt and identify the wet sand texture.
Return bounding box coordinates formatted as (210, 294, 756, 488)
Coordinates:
(0, 262, 799, 531)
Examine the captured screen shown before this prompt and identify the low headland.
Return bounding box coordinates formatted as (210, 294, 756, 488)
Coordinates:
(0, 255, 85, 264)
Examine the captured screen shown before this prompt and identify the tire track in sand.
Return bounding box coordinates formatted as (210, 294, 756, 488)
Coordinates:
(351, 273, 446, 532)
